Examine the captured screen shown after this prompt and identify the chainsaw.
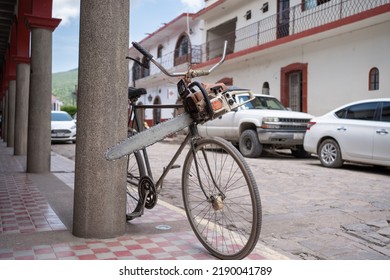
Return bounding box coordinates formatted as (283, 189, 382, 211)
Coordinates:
(105, 41, 253, 161)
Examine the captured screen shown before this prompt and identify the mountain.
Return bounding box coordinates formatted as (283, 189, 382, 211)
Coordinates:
(52, 68, 78, 106)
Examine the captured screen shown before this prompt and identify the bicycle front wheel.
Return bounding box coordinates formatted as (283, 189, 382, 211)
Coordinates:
(182, 137, 262, 259)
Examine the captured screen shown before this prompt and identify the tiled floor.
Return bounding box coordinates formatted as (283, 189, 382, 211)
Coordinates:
(0, 173, 67, 235)
(0, 232, 266, 260)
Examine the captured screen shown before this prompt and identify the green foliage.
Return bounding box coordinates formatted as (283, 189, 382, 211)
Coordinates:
(61, 105, 77, 117)
(52, 68, 78, 106)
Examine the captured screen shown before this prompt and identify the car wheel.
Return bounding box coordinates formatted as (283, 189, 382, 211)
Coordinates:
(239, 129, 262, 158)
(291, 146, 312, 158)
(318, 139, 343, 168)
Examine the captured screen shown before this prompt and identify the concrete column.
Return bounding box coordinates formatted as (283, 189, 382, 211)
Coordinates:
(7, 80, 16, 147)
(26, 28, 53, 173)
(14, 63, 30, 155)
(73, 1, 129, 238)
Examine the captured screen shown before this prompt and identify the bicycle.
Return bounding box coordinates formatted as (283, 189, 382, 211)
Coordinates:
(106, 42, 262, 259)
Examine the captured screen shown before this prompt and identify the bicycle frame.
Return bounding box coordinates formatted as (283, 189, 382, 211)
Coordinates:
(129, 99, 223, 200)
(129, 99, 193, 193)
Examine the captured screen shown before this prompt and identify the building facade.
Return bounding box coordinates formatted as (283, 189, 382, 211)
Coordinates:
(129, 0, 390, 126)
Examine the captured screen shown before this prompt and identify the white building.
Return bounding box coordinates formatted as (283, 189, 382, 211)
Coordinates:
(51, 95, 63, 111)
(129, 0, 390, 126)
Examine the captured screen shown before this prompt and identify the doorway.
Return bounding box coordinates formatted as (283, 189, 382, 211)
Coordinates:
(153, 96, 161, 125)
(288, 71, 302, 111)
(281, 63, 308, 112)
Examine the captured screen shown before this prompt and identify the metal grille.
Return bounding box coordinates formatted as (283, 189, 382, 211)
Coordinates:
(278, 118, 312, 131)
(51, 129, 71, 134)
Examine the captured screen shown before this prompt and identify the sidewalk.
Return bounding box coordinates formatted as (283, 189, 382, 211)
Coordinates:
(0, 140, 288, 260)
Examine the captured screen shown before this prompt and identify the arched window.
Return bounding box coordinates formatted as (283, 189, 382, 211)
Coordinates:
(174, 34, 191, 66)
(262, 82, 270, 95)
(369, 67, 379, 91)
(141, 56, 150, 78)
(153, 96, 162, 125)
(157, 45, 163, 59)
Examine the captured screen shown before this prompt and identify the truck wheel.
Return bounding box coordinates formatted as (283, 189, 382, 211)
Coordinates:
(239, 130, 262, 158)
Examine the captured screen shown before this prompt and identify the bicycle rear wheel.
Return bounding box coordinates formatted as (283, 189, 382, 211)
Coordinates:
(126, 149, 146, 220)
(182, 137, 262, 259)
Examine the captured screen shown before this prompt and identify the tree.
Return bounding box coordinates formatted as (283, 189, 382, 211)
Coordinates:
(61, 105, 77, 117)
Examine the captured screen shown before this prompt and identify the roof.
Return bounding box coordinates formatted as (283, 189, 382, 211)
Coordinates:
(131, 13, 196, 53)
(0, 0, 17, 69)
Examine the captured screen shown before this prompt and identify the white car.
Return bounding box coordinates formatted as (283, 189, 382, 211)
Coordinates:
(51, 111, 77, 143)
(198, 88, 313, 158)
(303, 99, 390, 168)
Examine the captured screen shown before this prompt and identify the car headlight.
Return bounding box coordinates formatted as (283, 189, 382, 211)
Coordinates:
(261, 117, 280, 129)
(263, 117, 279, 122)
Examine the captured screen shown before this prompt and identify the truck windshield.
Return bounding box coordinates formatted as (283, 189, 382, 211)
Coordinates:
(237, 95, 286, 110)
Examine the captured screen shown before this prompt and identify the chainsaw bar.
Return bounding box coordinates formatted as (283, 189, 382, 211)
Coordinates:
(105, 113, 193, 161)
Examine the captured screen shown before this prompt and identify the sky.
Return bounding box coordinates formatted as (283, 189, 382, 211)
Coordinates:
(52, 0, 204, 73)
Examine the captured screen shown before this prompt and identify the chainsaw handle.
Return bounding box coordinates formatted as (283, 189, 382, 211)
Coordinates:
(188, 81, 213, 119)
(131, 41, 228, 78)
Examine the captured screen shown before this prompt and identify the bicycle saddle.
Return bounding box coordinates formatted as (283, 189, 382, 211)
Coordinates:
(128, 87, 147, 99)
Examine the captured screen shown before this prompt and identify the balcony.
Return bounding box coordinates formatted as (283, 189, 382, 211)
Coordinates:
(131, 0, 390, 82)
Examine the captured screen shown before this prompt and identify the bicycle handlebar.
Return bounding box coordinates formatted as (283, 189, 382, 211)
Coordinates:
(132, 41, 154, 61)
(131, 41, 228, 78)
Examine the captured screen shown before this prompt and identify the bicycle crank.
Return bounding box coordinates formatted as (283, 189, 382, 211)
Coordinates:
(139, 176, 157, 209)
(105, 113, 193, 160)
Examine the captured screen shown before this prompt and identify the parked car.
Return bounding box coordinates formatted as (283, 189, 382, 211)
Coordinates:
(303, 98, 390, 168)
(51, 111, 76, 143)
(198, 87, 313, 158)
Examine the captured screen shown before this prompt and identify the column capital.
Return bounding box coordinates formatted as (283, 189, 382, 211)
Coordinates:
(25, 14, 61, 32)
(13, 56, 31, 65)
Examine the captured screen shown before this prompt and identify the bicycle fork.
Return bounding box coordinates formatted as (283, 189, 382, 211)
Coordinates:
(188, 125, 226, 210)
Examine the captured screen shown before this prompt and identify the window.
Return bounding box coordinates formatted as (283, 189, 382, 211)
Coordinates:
(174, 34, 191, 66)
(262, 82, 270, 95)
(245, 10, 252, 20)
(177, 35, 189, 57)
(141, 56, 150, 78)
(303, 0, 330, 10)
(369, 67, 379, 91)
(157, 45, 163, 59)
(132, 58, 141, 81)
(336, 102, 378, 121)
(380, 102, 390, 122)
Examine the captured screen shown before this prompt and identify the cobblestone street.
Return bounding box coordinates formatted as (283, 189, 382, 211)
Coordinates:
(52, 139, 390, 260)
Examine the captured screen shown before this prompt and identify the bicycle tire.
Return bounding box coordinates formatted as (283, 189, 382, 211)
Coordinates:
(182, 137, 262, 259)
(126, 148, 146, 220)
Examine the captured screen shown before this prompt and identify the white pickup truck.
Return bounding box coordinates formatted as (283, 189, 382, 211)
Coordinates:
(198, 88, 313, 158)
